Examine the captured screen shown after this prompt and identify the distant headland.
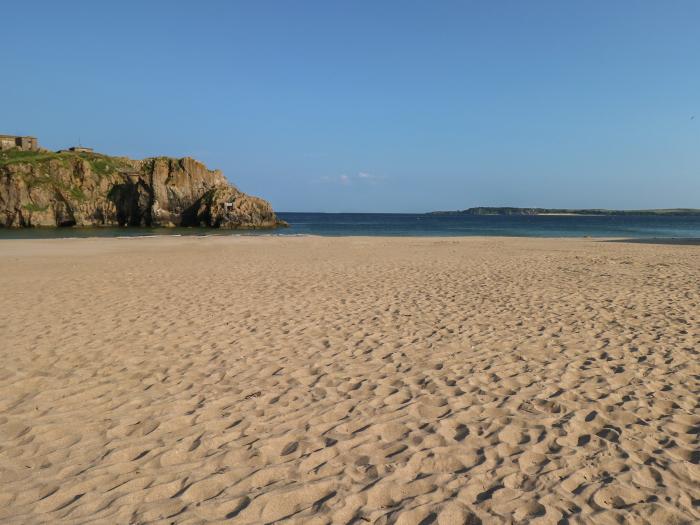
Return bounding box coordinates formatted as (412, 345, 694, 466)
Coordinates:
(0, 134, 286, 229)
(429, 207, 700, 216)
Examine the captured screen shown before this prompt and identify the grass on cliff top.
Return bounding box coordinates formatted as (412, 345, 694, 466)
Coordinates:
(79, 153, 133, 176)
(0, 148, 133, 176)
(1, 149, 192, 176)
(0, 149, 133, 204)
(0, 149, 63, 167)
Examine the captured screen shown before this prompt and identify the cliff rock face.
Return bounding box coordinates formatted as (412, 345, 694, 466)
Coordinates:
(0, 150, 286, 229)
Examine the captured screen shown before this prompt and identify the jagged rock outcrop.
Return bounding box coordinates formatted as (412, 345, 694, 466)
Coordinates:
(0, 150, 286, 229)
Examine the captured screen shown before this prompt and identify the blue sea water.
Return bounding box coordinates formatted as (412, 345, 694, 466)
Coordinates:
(278, 213, 700, 238)
(0, 212, 699, 239)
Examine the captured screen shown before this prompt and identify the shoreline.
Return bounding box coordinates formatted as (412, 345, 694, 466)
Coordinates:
(1, 233, 699, 243)
(2, 231, 700, 242)
(2, 211, 699, 241)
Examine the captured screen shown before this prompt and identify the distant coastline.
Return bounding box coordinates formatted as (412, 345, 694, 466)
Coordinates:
(429, 207, 700, 216)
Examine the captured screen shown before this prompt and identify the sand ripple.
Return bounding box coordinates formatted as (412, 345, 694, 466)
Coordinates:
(0, 236, 698, 524)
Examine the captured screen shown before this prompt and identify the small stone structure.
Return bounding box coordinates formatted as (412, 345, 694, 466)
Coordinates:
(0, 135, 39, 151)
(68, 146, 93, 153)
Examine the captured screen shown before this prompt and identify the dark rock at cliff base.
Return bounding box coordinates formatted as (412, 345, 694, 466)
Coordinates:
(0, 150, 287, 229)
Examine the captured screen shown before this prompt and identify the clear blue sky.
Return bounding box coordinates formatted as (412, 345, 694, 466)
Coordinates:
(2, 1, 699, 212)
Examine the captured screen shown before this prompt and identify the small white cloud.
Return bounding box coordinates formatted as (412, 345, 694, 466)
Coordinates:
(313, 171, 385, 186)
(356, 171, 384, 184)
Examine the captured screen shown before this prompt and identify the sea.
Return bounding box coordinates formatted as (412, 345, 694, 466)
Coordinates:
(1, 212, 700, 239)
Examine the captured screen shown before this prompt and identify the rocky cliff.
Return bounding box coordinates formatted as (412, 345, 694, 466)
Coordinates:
(0, 150, 286, 229)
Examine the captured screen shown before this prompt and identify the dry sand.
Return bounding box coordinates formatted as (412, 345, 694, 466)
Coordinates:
(0, 236, 698, 524)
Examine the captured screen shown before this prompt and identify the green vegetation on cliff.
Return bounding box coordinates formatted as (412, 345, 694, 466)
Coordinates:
(0, 148, 285, 229)
(0, 149, 66, 167)
(0, 149, 131, 177)
(21, 202, 49, 213)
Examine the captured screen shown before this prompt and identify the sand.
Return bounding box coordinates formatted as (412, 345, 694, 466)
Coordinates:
(0, 236, 697, 524)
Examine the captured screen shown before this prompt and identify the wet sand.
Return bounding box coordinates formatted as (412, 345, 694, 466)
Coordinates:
(0, 236, 698, 524)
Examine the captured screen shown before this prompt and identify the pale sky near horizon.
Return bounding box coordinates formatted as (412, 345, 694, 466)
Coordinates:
(2, 1, 699, 212)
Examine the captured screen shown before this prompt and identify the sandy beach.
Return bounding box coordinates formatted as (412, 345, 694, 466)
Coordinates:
(0, 235, 697, 524)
